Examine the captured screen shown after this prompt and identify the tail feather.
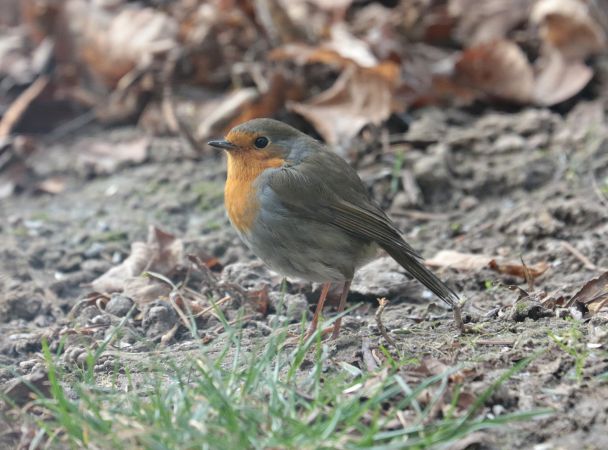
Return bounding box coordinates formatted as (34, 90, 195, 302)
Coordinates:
(384, 245, 459, 308)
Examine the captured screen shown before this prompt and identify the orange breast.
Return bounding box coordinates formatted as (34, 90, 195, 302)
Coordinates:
(224, 152, 284, 233)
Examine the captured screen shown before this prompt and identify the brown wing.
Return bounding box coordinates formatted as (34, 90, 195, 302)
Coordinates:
(268, 149, 459, 307)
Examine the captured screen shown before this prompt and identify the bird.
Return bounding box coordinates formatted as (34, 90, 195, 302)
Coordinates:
(208, 118, 463, 339)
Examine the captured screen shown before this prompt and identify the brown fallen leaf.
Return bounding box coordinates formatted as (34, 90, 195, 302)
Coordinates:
(532, 0, 606, 61)
(289, 63, 398, 147)
(449, 0, 532, 45)
(246, 285, 271, 315)
(567, 271, 608, 314)
(451, 39, 534, 103)
(426, 250, 548, 280)
(65, 1, 178, 88)
(533, 49, 593, 106)
(488, 259, 549, 280)
(196, 88, 260, 140)
(77, 137, 149, 175)
(91, 226, 183, 295)
(270, 22, 380, 69)
(254, 0, 307, 45)
(226, 72, 304, 131)
(426, 250, 493, 272)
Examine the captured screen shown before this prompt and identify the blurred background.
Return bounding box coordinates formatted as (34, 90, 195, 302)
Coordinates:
(1, 0, 607, 161)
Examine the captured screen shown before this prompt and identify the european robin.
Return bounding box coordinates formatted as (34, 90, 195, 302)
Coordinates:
(208, 118, 463, 339)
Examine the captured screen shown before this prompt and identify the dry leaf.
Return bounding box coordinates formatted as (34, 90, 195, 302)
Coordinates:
(254, 0, 306, 45)
(426, 250, 493, 272)
(123, 276, 172, 305)
(452, 40, 534, 103)
(91, 226, 184, 294)
(449, 0, 532, 45)
(226, 72, 304, 130)
(65, 1, 177, 88)
(532, 0, 606, 60)
(196, 89, 260, 140)
(426, 250, 548, 280)
(567, 271, 608, 313)
(488, 259, 549, 280)
(77, 138, 149, 174)
(325, 23, 378, 68)
(289, 63, 398, 147)
(533, 50, 593, 106)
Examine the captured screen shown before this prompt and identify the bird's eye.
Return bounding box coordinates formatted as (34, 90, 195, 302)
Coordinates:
(254, 136, 269, 149)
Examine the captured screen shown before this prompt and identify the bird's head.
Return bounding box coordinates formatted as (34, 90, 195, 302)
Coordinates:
(208, 118, 312, 166)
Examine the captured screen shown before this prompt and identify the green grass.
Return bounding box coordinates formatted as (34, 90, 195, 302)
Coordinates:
(8, 312, 551, 450)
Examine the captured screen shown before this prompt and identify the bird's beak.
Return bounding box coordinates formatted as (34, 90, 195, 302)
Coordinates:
(208, 139, 237, 151)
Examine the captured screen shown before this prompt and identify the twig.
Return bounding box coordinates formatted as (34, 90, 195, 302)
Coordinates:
(375, 298, 398, 350)
(561, 240, 608, 272)
(194, 295, 232, 318)
(521, 256, 534, 291)
(168, 292, 194, 329)
(361, 337, 379, 372)
(211, 314, 256, 333)
(452, 299, 465, 334)
(391, 210, 455, 221)
(475, 339, 514, 346)
(0, 76, 49, 138)
(160, 323, 179, 346)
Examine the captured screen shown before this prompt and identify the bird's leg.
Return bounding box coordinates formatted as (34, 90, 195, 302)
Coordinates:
(331, 280, 351, 339)
(305, 282, 331, 337)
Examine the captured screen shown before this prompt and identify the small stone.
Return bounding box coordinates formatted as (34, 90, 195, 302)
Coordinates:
(142, 301, 178, 339)
(74, 304, 100, 326)
(84, 242, 105, 258)
(0, 287, 44, 322)
(267, 314, 289, 328)
(404, 109, 447, 144)
(459, 195, 479, 211)
(351, 257, 419, 302)
(493, 134, 526, 153)
(221, 261, 278, 291)
(105, 293, 134, 317)
(18, 359, 39, 371)
(111, 251, 123, 264)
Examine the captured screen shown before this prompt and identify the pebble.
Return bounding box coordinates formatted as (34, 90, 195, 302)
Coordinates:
(105, 293, 134, 317)
(142, 301, 178, 339)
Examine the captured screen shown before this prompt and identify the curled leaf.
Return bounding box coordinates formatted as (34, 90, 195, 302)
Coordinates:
(452, 39, 534, 103)
(567, 271, 608, 314)
(532, 0, 606, 60)
(289, 63, 398, 147)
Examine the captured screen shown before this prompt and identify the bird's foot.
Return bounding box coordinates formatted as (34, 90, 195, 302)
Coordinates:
(452, 302, 469, 334)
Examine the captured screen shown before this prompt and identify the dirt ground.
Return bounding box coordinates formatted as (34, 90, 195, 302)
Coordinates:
(1, 97, 608, 449)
